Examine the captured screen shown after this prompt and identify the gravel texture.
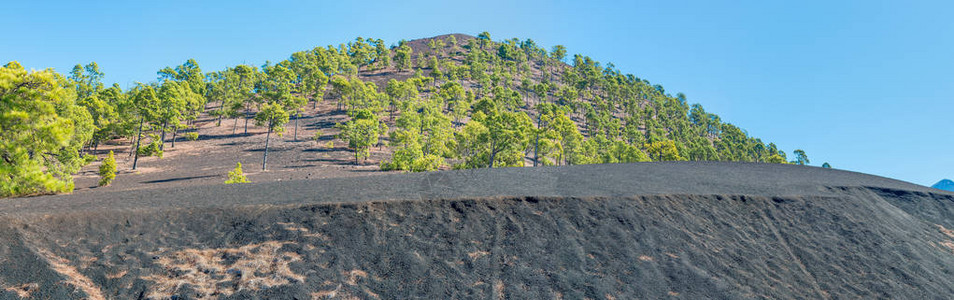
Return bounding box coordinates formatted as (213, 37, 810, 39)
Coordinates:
(1, 162, 953, 299)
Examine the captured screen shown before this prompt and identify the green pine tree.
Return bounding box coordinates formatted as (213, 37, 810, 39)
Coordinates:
(98, 151, 117, 186)
(225, 162, 250, 184)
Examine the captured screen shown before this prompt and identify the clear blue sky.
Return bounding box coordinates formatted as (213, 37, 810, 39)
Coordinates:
(3, 0, 952, 186)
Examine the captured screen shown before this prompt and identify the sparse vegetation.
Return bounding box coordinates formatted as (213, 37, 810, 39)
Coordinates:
(184, 132, 199, 141)
(1, 32, 816, 196)
(98, 151, 117, 186)
(137, 134, 164, 159)
(225, 162, 249, 184)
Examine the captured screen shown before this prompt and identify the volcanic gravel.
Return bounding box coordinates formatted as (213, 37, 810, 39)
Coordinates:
(1, 162, 953, 299)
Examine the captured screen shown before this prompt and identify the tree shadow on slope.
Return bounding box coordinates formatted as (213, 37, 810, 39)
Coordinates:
(141, 174, 220, 184)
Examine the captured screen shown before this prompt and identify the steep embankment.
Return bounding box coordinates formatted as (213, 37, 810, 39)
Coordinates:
(1, 162, 954, 299)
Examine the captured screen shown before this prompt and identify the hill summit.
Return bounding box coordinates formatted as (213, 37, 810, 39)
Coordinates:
(932, 179, 954, 191)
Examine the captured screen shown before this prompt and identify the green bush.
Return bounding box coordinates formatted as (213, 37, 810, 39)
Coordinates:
(225, 162, 249, 184)
(137, 134, 163, 159)
(98, 151, 117, 186)
(184, 132, 199, 141)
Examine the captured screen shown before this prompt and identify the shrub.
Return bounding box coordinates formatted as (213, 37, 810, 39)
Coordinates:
(184, 132, 199, 141)
(225, 162, 249, 184)
(325, 141, 334, 148)
(138, 134, 163, 159)
(98, 151, 117, 186)
(766, 154, 787, 164)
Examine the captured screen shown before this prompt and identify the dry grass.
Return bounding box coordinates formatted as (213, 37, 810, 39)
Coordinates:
(345, 269, 368, 285)
(278, 222, 310, 232)
(468, 250, 490, 260)
(494, 280, 505, 300)
(143, 241, 304, 299)
(79, 256, 98, 269)
(106, 270, 128, 279)
(32, 248, 106, 300)
(935, 225, 954, 255)
(4, 283, 39, 298)
(311, 284, 341, 299)
(279, 222, 328, 239)
(940, 241, 954, 254)
(938, 224, 954, 239)
(364, 288, 381, 299)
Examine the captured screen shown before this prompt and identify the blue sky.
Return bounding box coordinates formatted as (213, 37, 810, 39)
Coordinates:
(3, 0, 952, 186)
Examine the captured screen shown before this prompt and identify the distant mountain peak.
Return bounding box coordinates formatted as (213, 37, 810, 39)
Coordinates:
(932, 179, 954, 191)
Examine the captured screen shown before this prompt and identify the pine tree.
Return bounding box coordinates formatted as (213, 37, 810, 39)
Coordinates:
(337, 109, 386, 164)
(1, 61, 95, 197)
(98, 151, 117, 186)
(225, 162, 250, 184)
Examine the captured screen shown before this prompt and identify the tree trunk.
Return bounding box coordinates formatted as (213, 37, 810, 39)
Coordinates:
(294, 112, 300, 141)
(232, 117, 238, 135)
(488, 140, 497, 168)
(244, 107, 250, 135)
(262, 125, 271, 171)
(171, 126, 178, 148)
(533, 132, 539, 167)
(132, 118, 143, 170)
(534, 113, 542, 167)
(160, 121, 167, 151)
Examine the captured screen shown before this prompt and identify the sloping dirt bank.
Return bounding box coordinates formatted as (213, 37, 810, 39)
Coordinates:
(1, 162, 953, 299)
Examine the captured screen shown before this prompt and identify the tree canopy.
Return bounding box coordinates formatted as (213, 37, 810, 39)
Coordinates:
(1, 62, 94, 196)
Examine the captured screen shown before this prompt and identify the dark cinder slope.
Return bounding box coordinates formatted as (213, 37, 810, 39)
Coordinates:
(1, 162, 954, 299)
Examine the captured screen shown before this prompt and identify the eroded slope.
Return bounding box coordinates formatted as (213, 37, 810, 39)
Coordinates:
(1, 162, 953, 299)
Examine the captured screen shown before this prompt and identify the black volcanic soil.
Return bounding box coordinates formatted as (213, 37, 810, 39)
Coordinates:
(2, 162, 954, 299)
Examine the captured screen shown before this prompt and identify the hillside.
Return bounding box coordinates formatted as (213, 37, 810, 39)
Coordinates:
(2, 33, 807, 197)
(2, 162, 954, 299)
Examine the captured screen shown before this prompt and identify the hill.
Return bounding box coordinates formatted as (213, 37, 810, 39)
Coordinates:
(1, 162, 953, 299)
(932, 179, 954, 191)
(2, 33, 807, 197)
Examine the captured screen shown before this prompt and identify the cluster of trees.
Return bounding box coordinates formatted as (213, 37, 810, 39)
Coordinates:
(0, 59, 212, 197)
(1, 62, 95, 196)
(0, 36, 398, 197)
(368, 33, 813, 171)
(1, 32, 816, 197)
